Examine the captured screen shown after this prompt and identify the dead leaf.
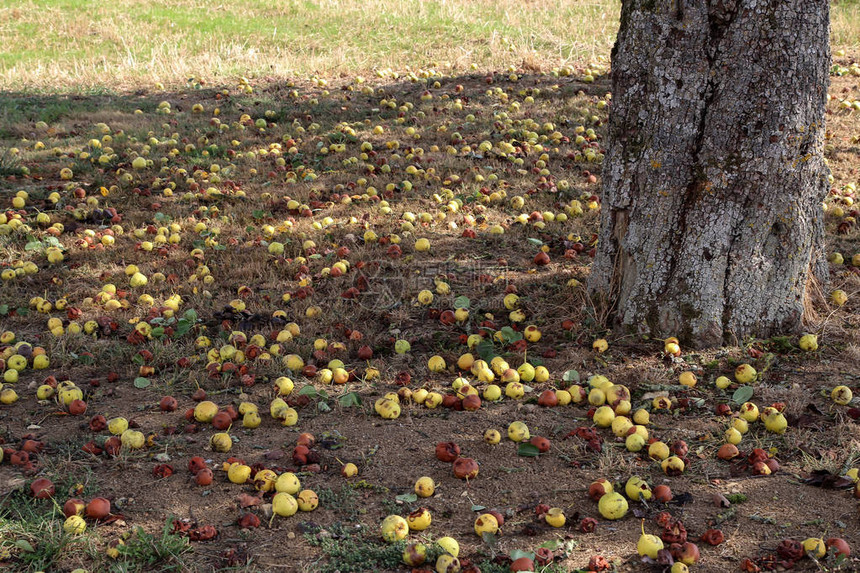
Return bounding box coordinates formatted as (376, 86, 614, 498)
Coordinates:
(801, 470, 855, 489)
(237, 493, 263, 508)
(712, 493, 731, 508)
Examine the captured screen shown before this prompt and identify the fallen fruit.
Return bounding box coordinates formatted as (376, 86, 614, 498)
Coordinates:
(272, 492, 298, 517)
(452, 457, 479, 479)
(474, 513, 499, 536)
(406, 507, 432, 530)
(435, 554, 460, 573)
(64, 515, 87, 534)
(415, 476, 435, 497)
(403, 542, 427, 567)
(597, 492, 628, 520)
(30, 477, 55, 499)
(381, 514, 409, 542)
(545, 507, 566, 527)
(86, 497, 111, 519)
(832, 385, 853, 405)
(802, 537, 826, 558)
(637, 520, 664, 558)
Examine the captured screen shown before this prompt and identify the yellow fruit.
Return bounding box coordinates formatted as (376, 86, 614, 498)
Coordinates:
(505, 381, 524, 399)
(194, 401, 219, 422)
(374, 397, 401, 419)
(242, 411, 262, 428)
(437, 537, 459, 557)
(661, 456, 685, 475)
(254, 469, 277, 491)
(297, 489, 319, 511)
(763, 411, 787, 434)
(735, 364, 757, 384)
(0, 388, 19, 404)
(507, 421, 530, 442)
(545, 508, 566, 527)
(632, 409, 650, 425)
(798, 333, 818, 351)
(725, 427, 743, 445)
(275, 472, 301, 494)
(272, 492, 298, 517)
(678, 371, 697, 387)
(588, 387, 606, 406)
(483, 384, 502, 401)
(436, 554, 461, 573)
(648, 441, 670, 461)
(484, 429, 501, 445)
(637, 520, 664, 558)
(210, 432, 233, 452)
(120, 430, 145, 449)
(625, 476, 652, 501)
(381, 515, 409, 542)
(474, 513, 499, 536)
(274, 376, 294, 395)
(406, 507, 432, 530)
(108, 417, 129, 435)
(802, 537, 826, 558)
(598, 492, 628, 520)
(593, 405, 615, 427)
(428, 355, 446, 372)
(626, 433, 646, 452)
(342, 463, 358, 477)
(417, 290, 434, 305)
(64, 515, 87, 534)
(228, 463, 252, 484)
(831, 385, 853, 405)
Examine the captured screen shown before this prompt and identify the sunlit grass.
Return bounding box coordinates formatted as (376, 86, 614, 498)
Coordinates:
(0, 0, 620, 90)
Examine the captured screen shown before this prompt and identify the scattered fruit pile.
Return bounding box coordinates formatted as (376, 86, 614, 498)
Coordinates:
(0, 62, 858, 572)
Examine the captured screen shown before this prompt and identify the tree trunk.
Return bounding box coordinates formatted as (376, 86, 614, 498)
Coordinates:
(589, 0, 831, 347)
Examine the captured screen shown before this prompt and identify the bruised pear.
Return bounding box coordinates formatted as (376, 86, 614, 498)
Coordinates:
(637, 520, 664, 558)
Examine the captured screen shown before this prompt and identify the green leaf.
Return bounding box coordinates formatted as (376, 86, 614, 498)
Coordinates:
(131, 354, 145, 365)
(339, 392, 362, 407)
(174, 320, 192, 337)
(0, 304, 8, 316)
(562, 369, 580, 383)
(527, 237, 544, 247)
(151, 327, 165, 338)
(25, 241, 43, 251)
(471, 504, 486, 512)
(732, 385, 754, 404)
(517, 443, 540, 457)
(476, 339, 496, 361)
(133, 377, 151, 389)
(15, 539, 34, 553)
(509, 550, 536, 561)
(481, 532, 498, 548)
(183, 309, 198, 322)
(213, 244, 227, 251)
(396, 493, 418, 503)
(454, 296, 470, 309)
(500, 326, 522, 342)
(298, 385, 319, 398)
(317, 402, 331, 413)
(538, 539, 561, 550)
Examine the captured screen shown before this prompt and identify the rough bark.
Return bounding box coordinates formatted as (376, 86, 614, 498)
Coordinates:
(589, 0, 831, 347)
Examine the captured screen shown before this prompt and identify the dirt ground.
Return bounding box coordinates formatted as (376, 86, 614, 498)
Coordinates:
(1, 63, 859, 573)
